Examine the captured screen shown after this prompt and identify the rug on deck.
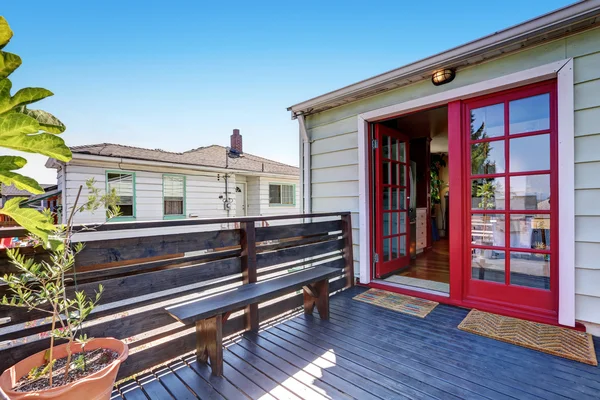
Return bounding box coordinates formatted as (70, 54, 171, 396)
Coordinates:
(353, 288, 438, 318)
(458, 309, 598, 366)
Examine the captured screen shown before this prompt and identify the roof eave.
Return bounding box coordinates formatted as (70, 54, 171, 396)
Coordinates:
(288, 0, 600, 118)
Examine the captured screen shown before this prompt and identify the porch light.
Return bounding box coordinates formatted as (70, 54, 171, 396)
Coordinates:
(432, 68, 455, 86)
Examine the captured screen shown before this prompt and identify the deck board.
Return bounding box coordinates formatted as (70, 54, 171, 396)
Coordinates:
(116, 287, 600, 400)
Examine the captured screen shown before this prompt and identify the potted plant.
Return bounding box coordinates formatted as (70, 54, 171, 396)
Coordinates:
(0, 17, 127, 400)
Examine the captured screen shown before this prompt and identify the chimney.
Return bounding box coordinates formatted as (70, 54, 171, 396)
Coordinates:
(230, 129, 243, 153)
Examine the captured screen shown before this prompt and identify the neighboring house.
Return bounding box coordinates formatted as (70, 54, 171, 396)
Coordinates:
(1, 184, 60, 226)
(289, 2, 600, 334)
(46, 129, 299, 225)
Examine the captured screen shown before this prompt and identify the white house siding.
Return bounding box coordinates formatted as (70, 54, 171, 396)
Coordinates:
(304, 27, 600, 330)
(256, 176, 300, 226)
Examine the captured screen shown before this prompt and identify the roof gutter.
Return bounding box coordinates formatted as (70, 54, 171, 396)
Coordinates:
(69, 153, 299, 179)
(288, 0, 600, 117)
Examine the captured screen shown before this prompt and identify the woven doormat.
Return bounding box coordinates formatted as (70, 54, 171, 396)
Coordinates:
(459, 309, 598, 366)
(353, 288, 438, 318)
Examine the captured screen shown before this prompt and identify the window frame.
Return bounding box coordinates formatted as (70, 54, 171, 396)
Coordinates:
(162, 174, 186, 220)
(268, 182, 296, 207)
(105, 170, 136, 221)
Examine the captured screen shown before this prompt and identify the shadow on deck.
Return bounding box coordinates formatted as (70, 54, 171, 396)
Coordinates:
(113, 287, 600, 400)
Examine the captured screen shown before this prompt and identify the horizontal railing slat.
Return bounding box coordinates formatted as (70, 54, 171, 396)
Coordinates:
(255, 220, 342, 242)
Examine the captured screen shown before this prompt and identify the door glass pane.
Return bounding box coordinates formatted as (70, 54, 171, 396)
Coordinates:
(391, 138, 397, 161)
(392, 212, 398, 235)
(471, 140, 505, 175)
(382, 161, 389, 183)
(470, 103, 504, 139)
(391, 236, 398, 259)
(509, 94, 550, 134)
(383, 239, 390, 261)
(510, 175, 550, 210)
(399, 164, 405, 186)
(383, 212, 390, 236)
(391, 163, 398, 186)
(383, 187, 390, 210)
(509, 134, 550, 172)
(471, 214, 505, 247)
(471, 249, 505, 283)
(391, 189, 398, 210)
(399, 212, 407, 233)
(382, 136, 390, 159)
(510, 252, 550, 290)
(509, 214, 551, 250)
(399, 235, 407, 256)
(399, 189, 406, 210)
(398, 142, 406, 162)
(471, 178, 505, 210)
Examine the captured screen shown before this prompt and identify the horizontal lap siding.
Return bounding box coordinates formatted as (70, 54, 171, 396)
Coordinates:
(65, 165, 233, 224)
(570, 28, 600, 327)
(258, 177, 300, 226)
(305, 27, 600, 325)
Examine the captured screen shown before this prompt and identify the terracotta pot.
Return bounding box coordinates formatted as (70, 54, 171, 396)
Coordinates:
(0, 337, 128, 400)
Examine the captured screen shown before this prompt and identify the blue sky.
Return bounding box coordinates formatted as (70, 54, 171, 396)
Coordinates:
(2, 0, 573, 183)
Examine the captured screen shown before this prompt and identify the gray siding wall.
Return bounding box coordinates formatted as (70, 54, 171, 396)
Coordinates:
(304, 27, 600, 328)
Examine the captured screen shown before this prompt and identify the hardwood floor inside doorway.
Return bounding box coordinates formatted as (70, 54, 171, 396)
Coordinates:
(398, 239, 450, 284)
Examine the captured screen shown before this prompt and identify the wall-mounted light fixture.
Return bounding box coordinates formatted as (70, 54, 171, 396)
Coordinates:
(431, 68, 455, 86)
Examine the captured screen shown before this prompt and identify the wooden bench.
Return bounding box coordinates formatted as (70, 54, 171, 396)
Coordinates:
(166, 266, 340, 376)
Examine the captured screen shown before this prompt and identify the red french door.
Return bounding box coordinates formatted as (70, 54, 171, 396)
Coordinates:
(463, 81, 558, 313)
(374, 124, 411, 278)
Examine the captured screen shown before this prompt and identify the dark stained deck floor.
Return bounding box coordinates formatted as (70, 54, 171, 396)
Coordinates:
(113, 287, 600, 400)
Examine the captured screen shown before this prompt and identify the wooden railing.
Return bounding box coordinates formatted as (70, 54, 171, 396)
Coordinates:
(0, 212, 353, 378)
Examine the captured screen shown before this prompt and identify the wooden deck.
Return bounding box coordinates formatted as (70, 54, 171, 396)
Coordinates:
(114, 287, 600, 400)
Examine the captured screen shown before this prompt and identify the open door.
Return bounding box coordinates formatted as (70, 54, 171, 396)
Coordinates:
(374, 124, 411, 278)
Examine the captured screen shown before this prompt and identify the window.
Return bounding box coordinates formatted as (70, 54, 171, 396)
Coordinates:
(269, 183, 295, 206)
(106, 171, 135, 219)
(163, 175, 185, 218)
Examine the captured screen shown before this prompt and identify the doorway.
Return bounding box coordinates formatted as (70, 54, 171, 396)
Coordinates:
(373, 106, 450, 294)
(235, 182, 247, 216)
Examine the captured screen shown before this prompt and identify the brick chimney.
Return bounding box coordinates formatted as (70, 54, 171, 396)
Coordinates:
(230, 129, 243, 153)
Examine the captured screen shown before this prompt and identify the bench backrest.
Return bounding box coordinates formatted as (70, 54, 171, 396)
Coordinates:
(0, 213, 353, 379)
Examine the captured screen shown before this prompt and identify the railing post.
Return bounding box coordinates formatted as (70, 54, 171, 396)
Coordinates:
(240, 221, 259, 331)
(341, 213, 355, 288)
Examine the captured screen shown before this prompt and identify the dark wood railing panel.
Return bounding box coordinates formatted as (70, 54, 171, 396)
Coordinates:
(255, 220, 342, 242)
(0, 212, 354, 377)
(256, 238, 344, 269)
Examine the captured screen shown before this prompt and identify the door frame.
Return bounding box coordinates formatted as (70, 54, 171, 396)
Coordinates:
(356, 58, 575, 326)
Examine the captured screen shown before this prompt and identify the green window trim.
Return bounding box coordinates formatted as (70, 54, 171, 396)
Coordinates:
(268, 182, 296, 207)
(105, 170, 136, 221)
(163, 174, 186, 220)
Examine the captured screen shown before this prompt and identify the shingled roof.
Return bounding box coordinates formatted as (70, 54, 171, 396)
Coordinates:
(70, 143, 299, 176)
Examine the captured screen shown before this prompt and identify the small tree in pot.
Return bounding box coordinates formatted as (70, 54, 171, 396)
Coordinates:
(0, 17, 128, 400)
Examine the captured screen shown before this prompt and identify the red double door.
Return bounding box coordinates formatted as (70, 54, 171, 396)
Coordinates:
(373, 80, 558, 317)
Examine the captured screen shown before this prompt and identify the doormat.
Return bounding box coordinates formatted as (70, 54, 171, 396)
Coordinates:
(458, 309, 598, 366)
(353, 288, 438, 318)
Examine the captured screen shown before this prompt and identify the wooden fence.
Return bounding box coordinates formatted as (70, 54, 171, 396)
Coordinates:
(0, 212, 353, 379)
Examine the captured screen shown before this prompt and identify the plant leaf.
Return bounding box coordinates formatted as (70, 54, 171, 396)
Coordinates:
(9, 87, 53, 110)
(0, 155, 26, 170)
(0, 51, 21, 79)
(17, 107, 65, 134)
(0, 197, 56, 244)
(0, 17, 12, 50)
(0, 113, 72, 161)
(0, 170, 44, 194)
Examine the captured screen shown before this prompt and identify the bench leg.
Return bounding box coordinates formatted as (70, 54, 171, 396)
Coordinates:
(245, 304, 259, 332)
(195, 314, 223, 376)
(303, 279, 329, 320)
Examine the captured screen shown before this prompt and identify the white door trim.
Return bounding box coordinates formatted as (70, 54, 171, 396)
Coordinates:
(357, 58, 575, 326)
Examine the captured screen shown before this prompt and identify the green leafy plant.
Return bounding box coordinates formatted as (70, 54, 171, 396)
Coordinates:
(0, 16, 71, 245)
(430, 154, 446, 206)
(1, 180, 119, 387)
